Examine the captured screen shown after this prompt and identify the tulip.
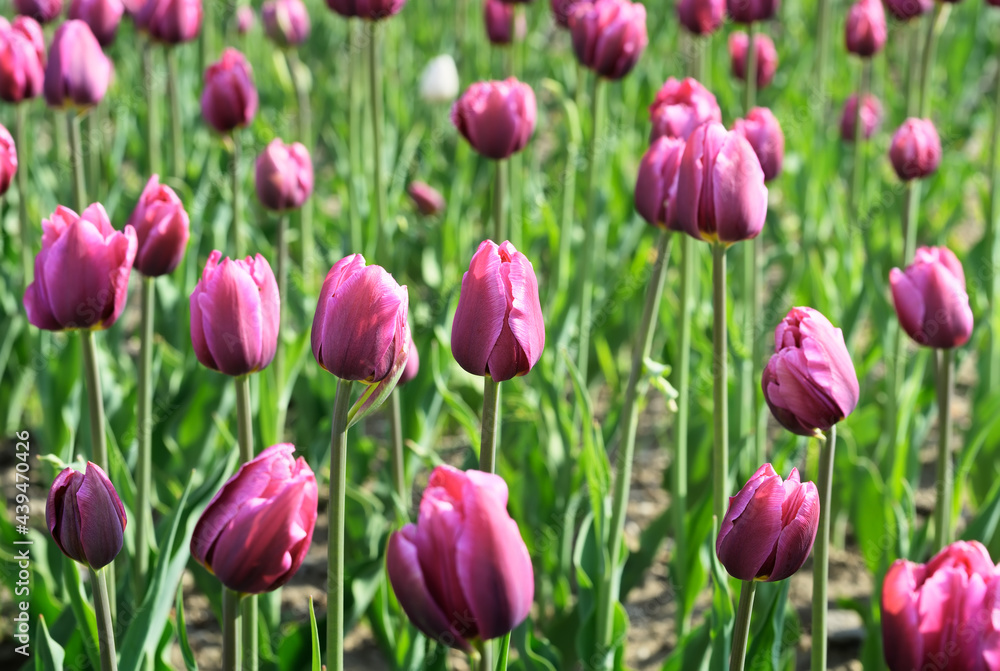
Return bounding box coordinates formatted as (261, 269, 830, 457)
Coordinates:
(484, 0, 525, 45)
(190, 250, 280, 376)
(408, 181, 446, 216)
(845, 0, 886, 58)
(419, 54, 459, 104)
(398, 340, 419, 385)
(14, 0, 63, 23)
(0, 123, 17, 196)
(761, 307, 860, 436)
(677, 0, 724, 35)
(325, 0, 407, 20)
(733, 107, 784, 182)
(69, 0, 124, 47)
(729, 31, 778, 90)
(649, 77, 722, 142)
(634, 136, 685, 229)
(839, 93, 882, 142)
(201, 48, 257, 134)
(135, 0, 202, 43)
(675, 121, 768, 244)
(550, 0, 581, 27)
(191, 444, 317, 594)
(890, 247, 973, 349)
(43, 20, 112, 110)
(46, 462, 127, 570)
(0, 17, 46, 102)
(236, 5, 254, 33)
(255, 138, 313, 212)
(889, 118, 942, 181)
(24, 204, 136, 331)
(451, 78, 536, 160)
(387, 465, 534, 649)
(262, 0, 310, 46)
(726, 0, 777, 23)
(569, 0, 648, 80)
(882, 541, 1000, 671)
(885, 0, 931, 20)
(128, 174, 190, 277)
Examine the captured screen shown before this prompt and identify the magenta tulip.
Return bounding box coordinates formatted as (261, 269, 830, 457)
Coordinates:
(43, 20, 112, 110)
(717, 464, 819, 582)
(845, 0, 886, 58)
(885, 0, 931, 20)
(190, 250, 280, 376)
(890, 247, 973, 349)
(726, 0, 778, 23)
(634, 135, 685, 229)
(729, 31, 778, 89)
(128, 174, 190, 277)
(135, 0, 202, 43)
(325, 0, 407, 20)
(47, 462, 126, 570)
(889, 118, 942, 181)
(14, 0, 63, 23)
(201, 48, 257, 134)
(840, 93, 882, 142)
(761, 307, 860, 436)
(262, 0, 310, 46)
(0, 17, 46, 102)
(398, 340, 420, 386)
(733, 107, 784, 182)
(569, 0, 647, 80)
(387, 465, 534, 649)
(484, 0, 524, 45)
(550, 0, 581, 27)
(236, 5, 255, 33)
(0, 123, 17, 196)
(649, 77, 722, 142)
(408, 181, 446, 216)
(69, 0, 123, 47)
(451, 78, 536, 160)
(191, 444, 317, 594)
(677, 0, 724, 36)
(254, 138, 313, 212)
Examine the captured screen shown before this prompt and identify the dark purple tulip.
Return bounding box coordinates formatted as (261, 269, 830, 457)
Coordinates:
(254, 138, 313, 211)
(845, 0, 886, 58)
(201, 48, 257, 134)
(325, 0, 407, 20)
(69, 0, 124, 47)
(408, 181, 446, 216)
(569, 0, 648, 80)
(128, 174, 190, 277)
(43, 20, 112, 109)
(840, 93, 882, 142)
(0, 123, 17, 196)
(885, 0, 931, 20)
(634, 136, 685, 229)
(485, 0, 525, 45)
(262, 0, 310, 46)
(136, 0, 202, 43)
(733, 107, 784, 182)
(729, 31, 778, 89)
(47, 462, 127, 570)
(726, 0, 778, 24)
(677, 0, 724, 36)
(889, 118, 941, 181)
(14, 0, 63, 23)
(890, 247, 973, 350)
(451, 78, 536, 160)
(649, 77, 721, 141)
(551, 0, 581, 27)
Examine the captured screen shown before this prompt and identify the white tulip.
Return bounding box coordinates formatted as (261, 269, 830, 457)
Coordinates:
(420, 54, 460, 104)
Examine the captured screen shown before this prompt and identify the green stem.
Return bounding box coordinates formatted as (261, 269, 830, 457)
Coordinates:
(814, 0, 830, 111)
(478, 639, 493, 671)
(222, 587, 242, 671)
(987, 64, 1000, 396)
(389, 391, 406, 512)
(369, 23, 386, 258)
(712, 242, 729, 524)
(289, 50, 314, 287)
(144, 43, 161, 177)
(918, 4, 950, 120)
(327, 379, 354, 671)
(348, 22, 362, 255)
(577, 77, 605, 383)
(135, 277, 154, 599)
(744, 22, 757, 113)
(480, 376, 501, 474)
(904, 24, 921, 117)
(934, 349, 954, 551)
(88, 108, 102, 202)
(89, 567, 118, 671)
(555, 98, 581, 301)
(811, 425, 836, 671)
(15, 104, 31, 290)
(232, 136, 243, 258)
(234, 373, 256, 669)
(495, 632, 511, 671)
(493, 160, 506, 242)
(68, 112, 86, 212)
(729, 580, 757, 671)
(81, 330, 108, 472)
(166, 48, 185, 178)
(673, 233, 695, 637)
(274, 214, 289, 440)
(850, 60, 870, 229)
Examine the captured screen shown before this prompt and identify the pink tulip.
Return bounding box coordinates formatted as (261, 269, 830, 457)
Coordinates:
(387, 465, 534, 649)
(885, 0, 931, 20)
(408, 181, 446, 216)
(398, 340, 420, 386)
(451, 78, 536, 160)
(190, 250, 280, 376)
(882, 541, 1000, 671)
(761, 307, 860, 436)
(128, 174, 190, 277)
(14, 0, 63, 23)
(649, 77, 722, 142)
(24, 203, 137, 331)
(484, 0, 525, 45)
(889, 118, 941, 181)
(0, 123, 17, 196)
(235, 5, 255, 33)
(569, 0, 647, 80)
(675, 121, 768, 244)
(717, 464, 819, 582)
(325, 0, 407, 20)
(728, 32, 778, 89)
(550, 0, 581, 28)
(262, 0, 310, 46)
(254, 138, 313, 212)
(191, 444, 317, 594)
(890, 247, 973, 349)
(201, 48, 257, 134)
(677, 0, 724, 36)
(733, 107, 784, 182)
(43, 20, 112, 110)
(135, 0, 202, 43)
(69, 0, 124, 47)
(47, 462, 127, 570)
(845, 0, 886, 58)
(634, 135, 685, 229)
(726, 0, 778, 23)
(0, 17, 46, 102)
(840, 93, 882, 142)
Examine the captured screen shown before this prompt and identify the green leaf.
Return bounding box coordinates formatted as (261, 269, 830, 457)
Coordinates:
(510, 618, 560, 671)
(745, 580, 791, 670)
(34, 615, 64, 671)
(62, 558, 100, 671)
(309, 597, 321, 671)
(661, 622, 711, 671)
(175, 585, 198, 671)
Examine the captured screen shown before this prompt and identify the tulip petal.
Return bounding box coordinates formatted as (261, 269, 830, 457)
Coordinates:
(312, 254, 367, 369)
(712, 132, 767, 243)
(716, 470, 784, 581)
(251, 254, 280, 370)
(763, 480, 819, 581)
(451, 241, 507, 377)
(76, 462, 125, 569)
(198, 257, 264, 375)
(503, 242, 545, 373)
(890, 266, 927, 346)
(881, 559, 925, 671)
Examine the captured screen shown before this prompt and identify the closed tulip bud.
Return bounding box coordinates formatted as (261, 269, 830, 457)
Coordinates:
(0, 18, 46, 102)
(190, 250, 280, 376)
(485, 0, 525, 45)
(47, 462, 127, 570)
(890, 247, 973, 349)
(44, 20, 112, 110)
(398, 340, 419, 386)
(733, 107, 784, 182)
(885, 0, 931, 20)
(128, 174, 190, 277)
(69, 0, 124, 47)
(762, 307, 859, 436)
(14, 0, 63, 23)
(191, 444, 317, 594)
(889, 118, 941, 181)
(729, 32, 778, 89)
(551, 0, 581, 27)
(677, 0, 724, 36)
(716, 464, 819, 582)
(845, 0, 886, 58)
(255, 138, 313, 212)
(882, 541, 1000, 671)
(839, 93, 882, 142)
(726, 0, 778, 23)
(675, 121, 768, 244)
(24, 204, 137, 331)
(451, 240, 545, 382)
(387, 465, 533, 649)
(136, 0, 202, 43)
(420, 54, 459, 104)
(569, 0, 647, 80)
(634, 136, 685, 229)
(325, 0, 407, 20)
(989, 0, 1000, 6)
(408, 181, 446, 216)
(201, 48, 257, 133)
(235, 5, 254, 33)
(262, 0, 310, 46)
(451, 78, 536, 160)
(649, 77, 722, 142)
(0, 124, 17, 196)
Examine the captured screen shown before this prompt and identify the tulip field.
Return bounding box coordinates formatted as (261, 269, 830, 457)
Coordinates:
(3, 0, 1000, 669)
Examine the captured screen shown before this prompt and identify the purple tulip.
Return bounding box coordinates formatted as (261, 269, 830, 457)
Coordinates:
(0, 124, 17, 196)
(128, 174, 190, 277)
(69, 0, 124, 47)
(845, 0, 886, 58)
(569, 0, 647, 80)
(716, 464, 819, 582)
(201, 48, 257, 134)
(840, 93, 882, 142)
(325, 0, 407, 20)
(649, 77, 722, 142)
(387, 465, 534, 649)
(47, 462, 127, 570)
(14, 0, 63, 23)
(634, 135, 685, 229)
(451, 78, 536, 160)
(398, 340, 420, 386)
(677, 0, 724, 36)
(135, 0, 202, 43)
(0, 17, 46, 102)
(408, 181, 446, 216)
(890, 247, 973, 350)
(262, 0, 310, 46)
(191, 444, 317, 594)
(733, 107, 784, 182)
(44, 20, 112, 110)
(190, 250, 280, 376)
(726, 0, 778, 23)
(550, 0, 581, 28)
(484, 0, 525, 45)
(885, 0, 931, 20)
(889, 118, 941, 181)
(761, 307, 860, 436)
(24, 204, 137, 331)
(729, 31, 778, 90)
(235, 5, 254, 33)
(254, 138, 313, 212)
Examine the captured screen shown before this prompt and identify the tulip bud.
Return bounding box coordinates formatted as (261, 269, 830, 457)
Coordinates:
(47, 462, 127, 570)
(675, 121, 768, 244)
(885, 0, 931, 20)
(325, 0, 407, 21)
(408, 181, 446, 216)
(0, 123, 17, 196)
(890, 247, 973, 349)
(845, 0, 886, 58)
(0, 17, 46, 103)
(135, 0, 203, 43)
(190, 250, 280, 376)
(191, 444, 317, 594)
(728, 32, 778, 90)
(44, 20, 112, 110)
(262, 0, 310, 46)
(569, 0, 647, 80)
(716, 464, 819, 582)
(451, 240, 545, 382)
(551, 0, 581, 28)
(733, 107, 784, 182)
(677, 0, 724, 36)
(419, 54, 459, 104)
(889, 118, 941, 181)
(634, 136, 685, 229)
(235, 5, 254, 33)
(24, 204, 137, 331)
(839, 93, 882, 142)
(398, 340, 419, 386)
(387, 465, 533, 649)
(69, 0, 124, 47)
(484, 0, 525, 45)
(726, 0, 778, 23)
(128, 174, 190, 277)
(201, 48, 257, 133)
(254, 138, 314, 212)
(762, 307, 859, 436)
(14, 0, 63, 23)
(451, 78, 536, 160)
(649, 77, 722, 142)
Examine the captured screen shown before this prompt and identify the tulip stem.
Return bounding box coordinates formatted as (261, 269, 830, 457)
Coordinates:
(144, 43, 161, 177)
(934, 349, 954, 551)
(288, 50, 314, 288)
(68, 113, 86, 213)
(89, 567, 118, 671)
(232, 135, 244, 258)
(234, 373, 257, 669)
(496, 631, 511, 671)
(389, 391, 407, 513)
(135, 277, 155, 599)
(815, 0, 831, 113)
(673, 233, 695, 637)
(712, 242, 730, 524)
(493, 159, 506, 243)
(15, 103, 31, 290)
(741, 23, 761, 481)
(577, 77, 606, 384)
(328, 379, 354, 671)
(811, 425, 836, 671)
(222, 587, 242, 671)
(729, 580, 757, 671)
(918, 4, 950, 120)
(986, 62, 1000, 396)
(744, 22, 757, 114)
(369, 22, 386, 259)
(275, 214, 289, 439)
(166, 48, 185, 178)
(480, 377, 501, 474)
(348, 21, 362, 255)
(555, 95, 581, 302)
(88, 109, 102, 202)
(849, 60, 870, 229)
